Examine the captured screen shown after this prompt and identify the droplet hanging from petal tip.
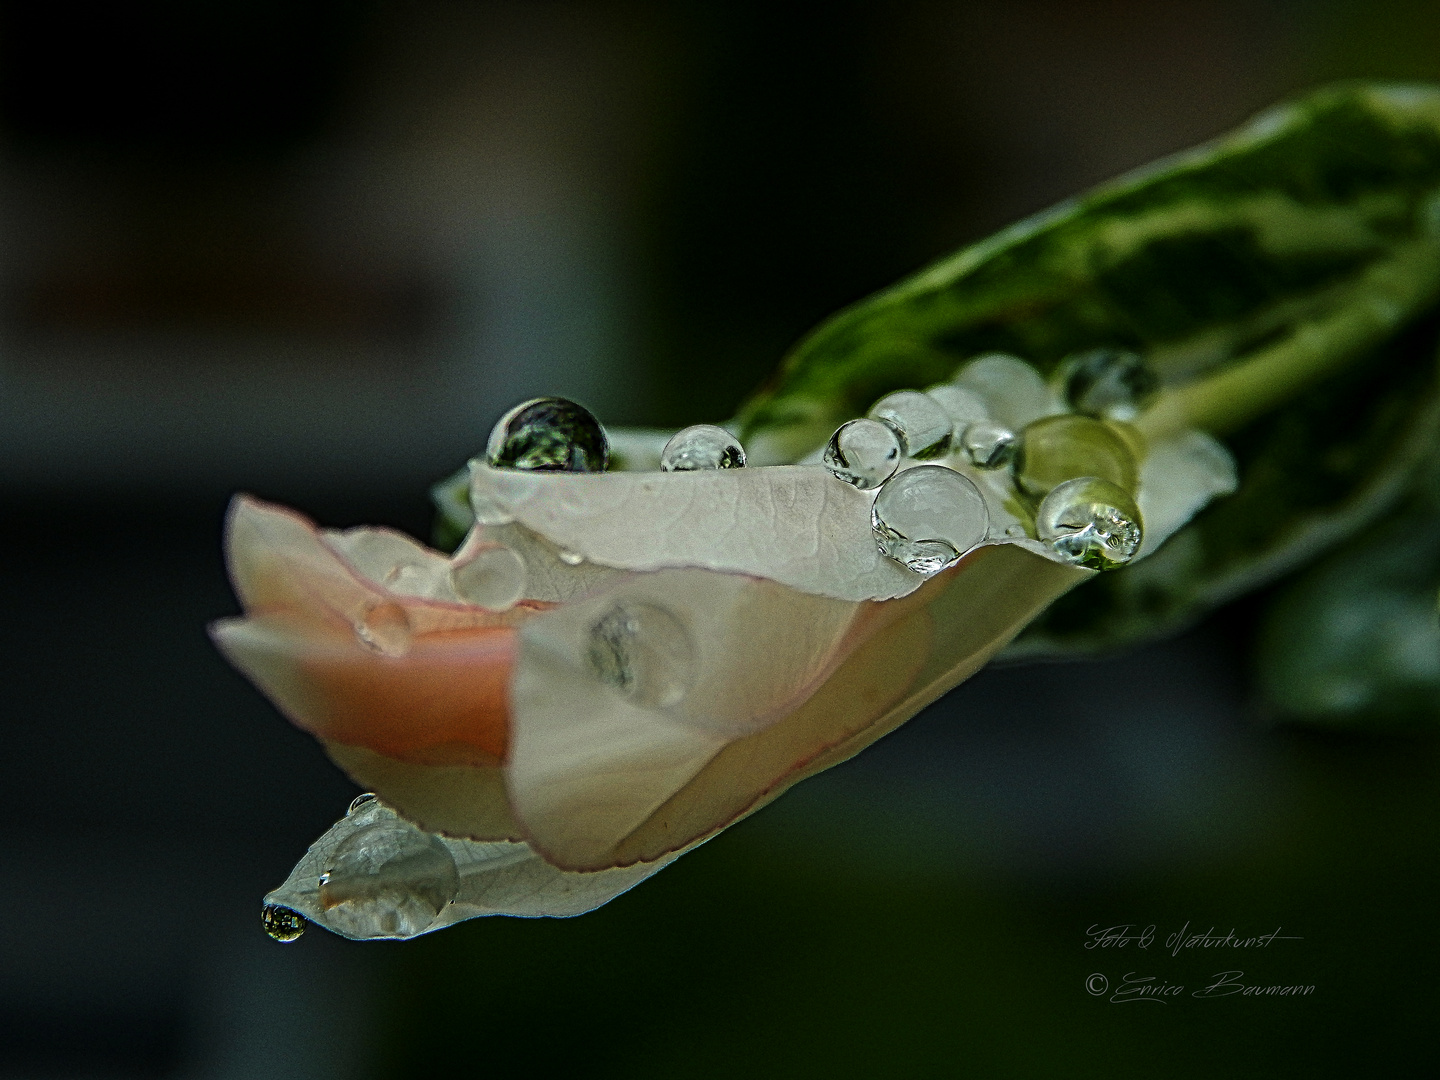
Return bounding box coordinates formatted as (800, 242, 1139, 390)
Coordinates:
(262, 903, 307, 942)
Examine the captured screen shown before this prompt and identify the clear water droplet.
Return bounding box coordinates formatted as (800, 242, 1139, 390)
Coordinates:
(355, 602, 412, 657)
(557, 548, 585, 566)
(1014, 415, 1138, 499)
(1036, 477, 1143, 570)
(926, 384, 989, 425)
(953, 354, 1053, 429)
(449, 545, 527, 609)
(660, 424, 746, 470)
(347, 793, 378, 814)
(485, 397, 609, 472)
(871, 465, 990, 575)
(587, 601, 697, 708)
(1055, 348, 1157, 419)
(960, 421, 1019, 469)
(262, 903, 307, 942)
(868, 391, 954, 458)
(319, 820, 460, 939)
(823, 418, 901, 489)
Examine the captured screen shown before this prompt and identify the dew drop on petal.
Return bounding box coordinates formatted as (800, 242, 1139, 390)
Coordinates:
(485, 396, 609, 472)
(557, 548, 585, 566)
(960, 421, 1019, 470)
(261, 903, 307, 942)
(660, 424, 746, 471)
(319, 820, 460, 939)
(347, 793, 378, 815)
(355, 602, 412, 657)
(1055, 347, 1157, 419)
(586, 601, 698, 708)
(871, 465, 990, 575)
(953, 354, 1052, 430)
(449, 545, 527, 609)
(868, 390, 954, 458)
(1014, 415, 1138, 499)
(1036, 477, 1143, 570)
(823, 418, 901, 489)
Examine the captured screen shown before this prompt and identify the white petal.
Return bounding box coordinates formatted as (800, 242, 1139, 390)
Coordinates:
(1135, 430, 1238, 557)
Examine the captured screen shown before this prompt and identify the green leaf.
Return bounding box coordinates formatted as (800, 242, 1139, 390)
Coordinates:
(737, 82, 1440, 653)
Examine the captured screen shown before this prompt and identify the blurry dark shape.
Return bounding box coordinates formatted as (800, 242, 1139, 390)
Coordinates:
(0, 0, 364, 154)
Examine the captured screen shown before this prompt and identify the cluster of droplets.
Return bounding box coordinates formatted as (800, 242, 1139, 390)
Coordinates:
(819, 349, 1154, 574)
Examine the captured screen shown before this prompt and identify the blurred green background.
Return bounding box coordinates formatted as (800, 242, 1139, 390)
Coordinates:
(2, 2, 1438, 1077)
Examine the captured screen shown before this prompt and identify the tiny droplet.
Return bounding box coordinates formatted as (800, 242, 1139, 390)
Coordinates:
(348, 793, 378, 814)
(262, 903, 307, 943)
(871, 465, 990, 575)
(823, 418, 901, 489)
(354, 602, 413, 658)
(868, 391, 954, 458)
(587, 601, 698, 708)
(449, 545, 527, 609)
(557, 548, 585, 566)
(660, 424, 746, 471)
(1036, 476, 1143, 570)
(485, 397, 609, 472)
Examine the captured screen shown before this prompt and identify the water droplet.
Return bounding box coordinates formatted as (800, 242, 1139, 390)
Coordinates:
(262, 903, 307, 943)
(485, 397, 609, 472)
(1014, 415, 1137, 499)
(1036, 477, 1143, 570)
(953, 354, 1053, 429)
(871, 465, 990, 575)
(926, 384, 989, 425)
(868, 391, 954, 458)
(960, 421, 1019, 469)
(660, 424, 746, 471)
(557, 548, 585, 566)
(1055, 348, 1157, 419)
(347, 793, 378, 814)
(823, 418, 901, 489)
(355, 602, 412, 657)
(587, 601, 697, 708)
(449, 545, 527, 609)
(319, 820, 460, 939)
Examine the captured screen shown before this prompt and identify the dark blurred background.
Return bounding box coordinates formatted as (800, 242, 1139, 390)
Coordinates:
(3, 2, 1439, 1077)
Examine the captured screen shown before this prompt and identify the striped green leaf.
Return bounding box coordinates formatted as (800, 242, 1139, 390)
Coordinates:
(737, 82, 1440, 654)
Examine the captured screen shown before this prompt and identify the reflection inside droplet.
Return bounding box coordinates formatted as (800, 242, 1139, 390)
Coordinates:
(587, 601, 698, 707)
(485, 397, 609, 472)
(347, 793, 378, 815)
(319, 819, 460, 939)
(261, 903, 307, 942)
(1036, 476, 1143, 570)
(823, 418, 901, 489)
(660, 425, 746, 471)
(871, 465, 990, 575)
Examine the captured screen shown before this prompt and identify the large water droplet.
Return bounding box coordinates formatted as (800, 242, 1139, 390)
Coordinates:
(319, 819, 460, 939)
(485, 397, 609, 472)
(960, 421, 1019, 470)
(660, 425, 746, 471)
(953, 354, 1053, 429)
(1014, 415, 1138, 499)
(1055, 348, 1157, 419)
(823, 418, 901, 489)
(872, 465, 990, 575)
(868, 391, 954, 459)
(262, 903, 307, 942)
(1036, 477, 1143, 570)
(449, 545, 527, 609)
(587, 601, 698, 707)
(355, 602, 412, 657)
